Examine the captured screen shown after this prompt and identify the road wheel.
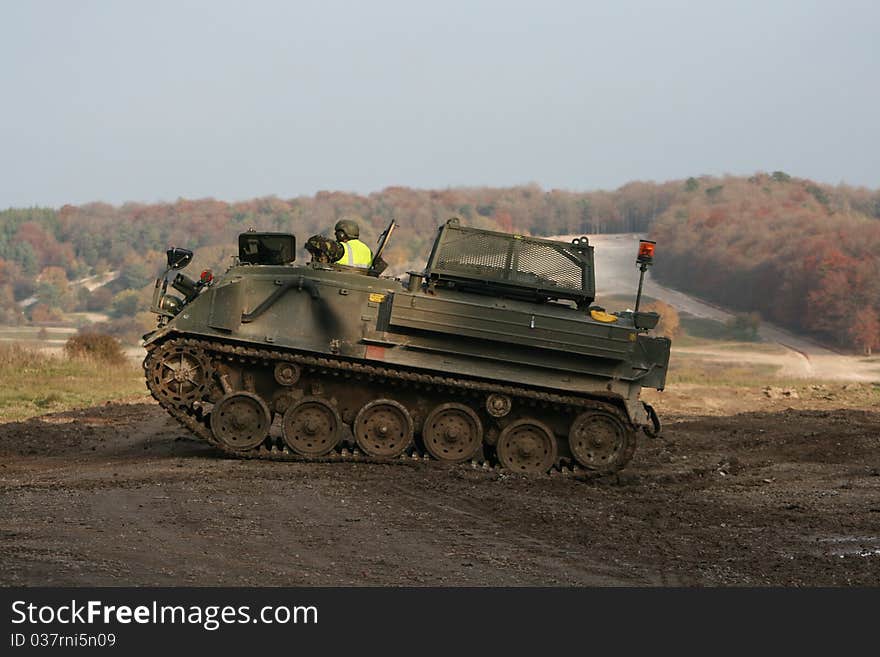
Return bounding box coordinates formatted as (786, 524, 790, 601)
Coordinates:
(496, 418, 557, 474)
(354, 399, 413, 458)
(568, 409, 636, 472)
(281, 397, 342, 457)
(422, 403, 482, 463)
(210, 391, 271, 452)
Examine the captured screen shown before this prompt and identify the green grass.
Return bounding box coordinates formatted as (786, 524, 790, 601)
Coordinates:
(593, 293, 658, 310)
(665, 352, 854, 389)
(0, 327, 76, 341)
(666, 356, 783, 386)
(669, 333, 713, 348)
(0, 344, 148, 422)
(710, 342, 781, 353)
(672, 335, 781, 352)
(678, 316, 762, 342)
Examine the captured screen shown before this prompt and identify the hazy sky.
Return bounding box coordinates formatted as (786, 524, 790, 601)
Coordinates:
(1, 0, 878, 208)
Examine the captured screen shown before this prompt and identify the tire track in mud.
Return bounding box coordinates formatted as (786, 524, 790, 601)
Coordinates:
(382, 483, 631, 585)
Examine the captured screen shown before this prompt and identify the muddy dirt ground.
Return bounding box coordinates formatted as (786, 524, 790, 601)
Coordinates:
(1, 386, 878, 586)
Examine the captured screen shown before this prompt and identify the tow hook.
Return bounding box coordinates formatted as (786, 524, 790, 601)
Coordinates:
(643, 402, 662, 438)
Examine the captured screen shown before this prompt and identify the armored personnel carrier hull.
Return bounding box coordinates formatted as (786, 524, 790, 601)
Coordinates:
(144, 220, 670, 475)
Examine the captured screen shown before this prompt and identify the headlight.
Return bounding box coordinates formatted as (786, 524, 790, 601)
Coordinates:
(159, 294, 183, 315)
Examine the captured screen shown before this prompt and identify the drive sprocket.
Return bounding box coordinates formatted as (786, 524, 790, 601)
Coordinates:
(144, 342, 215, 407)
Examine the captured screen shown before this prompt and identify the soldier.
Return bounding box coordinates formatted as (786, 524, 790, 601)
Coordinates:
(304, 234, 343, 264)
(332, 218, 373, 268)
(305, 218, 374, 268)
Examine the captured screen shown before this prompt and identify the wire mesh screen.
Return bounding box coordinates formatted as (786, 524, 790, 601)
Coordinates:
(435, 230, 512, 274)
(512, 241, 585, 289)
(429, 224, 592, 301)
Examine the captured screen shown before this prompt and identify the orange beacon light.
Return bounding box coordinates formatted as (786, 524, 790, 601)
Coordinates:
(634, 240, 656, 312)
(637, 239, 656, 265)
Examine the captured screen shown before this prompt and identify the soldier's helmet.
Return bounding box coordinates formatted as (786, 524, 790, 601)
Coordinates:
(334, 218, 360, 241)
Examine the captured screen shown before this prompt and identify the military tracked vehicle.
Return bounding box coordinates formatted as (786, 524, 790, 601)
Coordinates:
(143, 218, 670, 475)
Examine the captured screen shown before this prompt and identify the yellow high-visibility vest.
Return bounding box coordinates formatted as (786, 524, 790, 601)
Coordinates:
(335, 239, 373, 268)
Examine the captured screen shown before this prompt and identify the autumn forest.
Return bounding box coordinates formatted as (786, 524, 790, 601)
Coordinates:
(1, 172, 878, 352)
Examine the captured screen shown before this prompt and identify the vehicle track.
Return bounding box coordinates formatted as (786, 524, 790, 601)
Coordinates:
(144, 336, 641, 477)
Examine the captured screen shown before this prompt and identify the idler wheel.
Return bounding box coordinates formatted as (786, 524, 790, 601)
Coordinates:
(496, 418, 557, 475)
(354, 399, 413, 459)
(281, 397, 342, 457)
(210, 391, 271, 452)
(422, 403, 483, 463)
(568, 410, 635, 472)
(145, 342, 214, 407)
